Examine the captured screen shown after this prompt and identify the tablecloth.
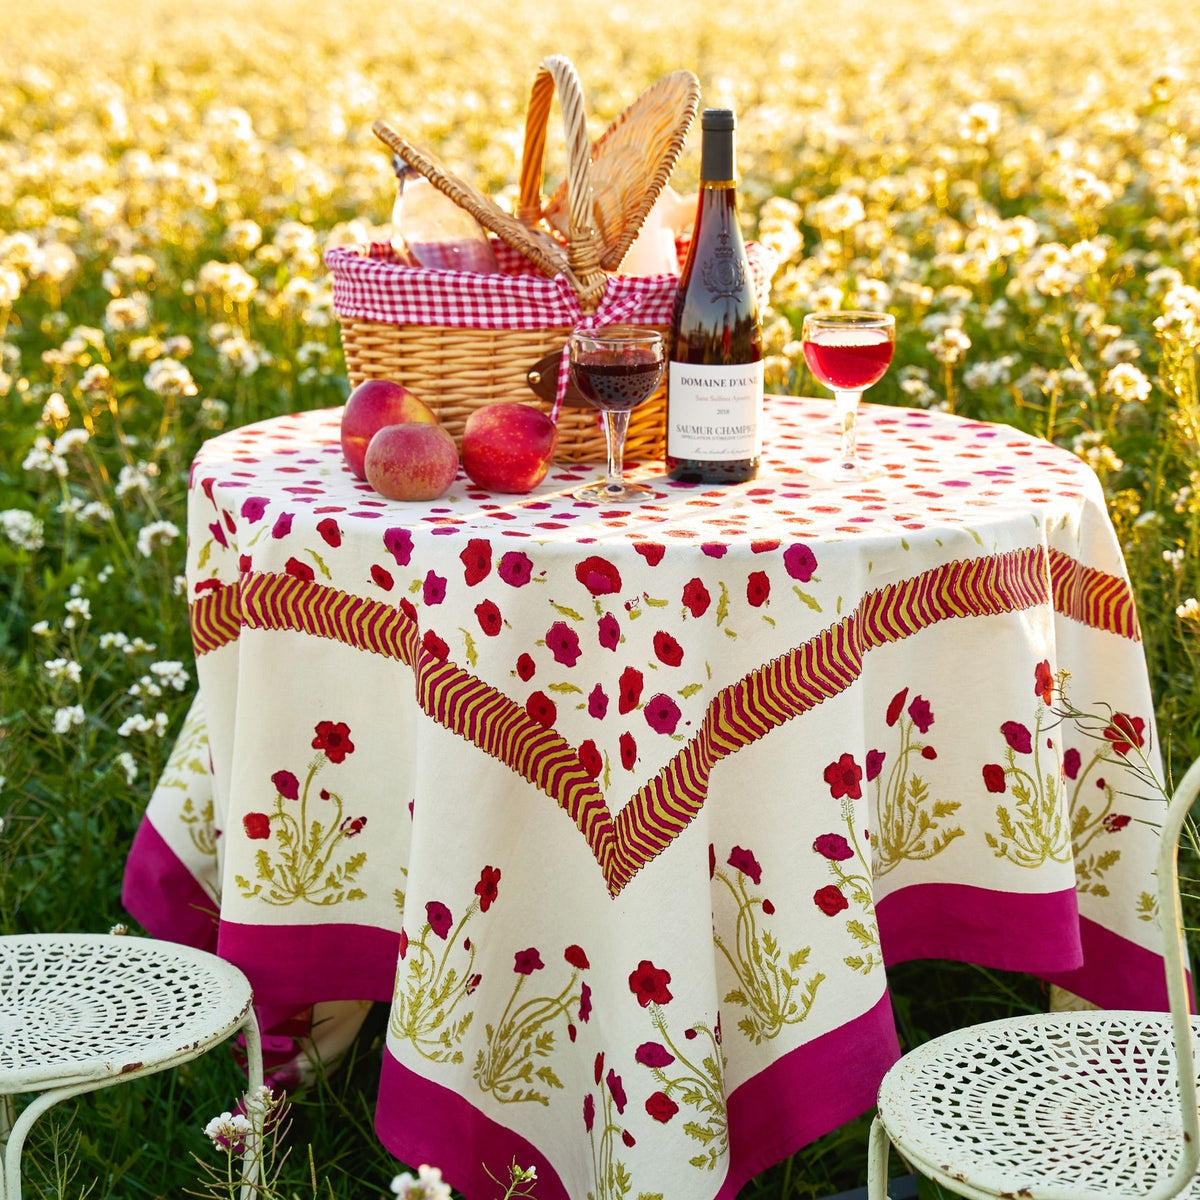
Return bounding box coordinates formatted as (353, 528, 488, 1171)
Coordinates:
(124, 395, 1166, 1200)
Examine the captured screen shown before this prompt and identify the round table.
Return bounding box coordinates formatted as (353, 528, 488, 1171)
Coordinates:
(124, 396, 1165, 1200)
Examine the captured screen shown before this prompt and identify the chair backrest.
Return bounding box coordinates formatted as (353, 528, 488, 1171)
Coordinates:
(1150, 755, 1200, 1200)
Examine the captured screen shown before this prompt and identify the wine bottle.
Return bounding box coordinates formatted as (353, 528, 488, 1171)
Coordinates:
(666, 108, 763, 483)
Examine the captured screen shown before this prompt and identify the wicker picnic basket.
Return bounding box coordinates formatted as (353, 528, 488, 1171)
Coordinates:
(327, 56, 701, 464)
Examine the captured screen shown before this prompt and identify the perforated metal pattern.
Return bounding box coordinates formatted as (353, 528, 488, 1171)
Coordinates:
(0, 934, 255, 1092)
(877, 1010, 1200, 1199)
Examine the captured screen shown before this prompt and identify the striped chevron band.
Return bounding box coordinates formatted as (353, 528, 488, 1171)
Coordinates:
(187, 545, 1137, 895)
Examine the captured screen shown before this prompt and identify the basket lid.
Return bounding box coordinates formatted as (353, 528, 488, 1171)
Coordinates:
(541, 70, 701, 271)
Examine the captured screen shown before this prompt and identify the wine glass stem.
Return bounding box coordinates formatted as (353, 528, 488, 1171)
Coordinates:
(602, 409, 630, 491)
(835, 390, 862, 466)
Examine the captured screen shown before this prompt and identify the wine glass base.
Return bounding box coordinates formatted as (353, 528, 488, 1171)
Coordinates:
(808, 458, 883, 485)
(575, 479, 655, 502)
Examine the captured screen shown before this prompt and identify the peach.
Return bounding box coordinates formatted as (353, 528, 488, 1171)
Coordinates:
(461, 403, 559, 494)
(364, 422, 459, 501)
(340, 378, 436, 479)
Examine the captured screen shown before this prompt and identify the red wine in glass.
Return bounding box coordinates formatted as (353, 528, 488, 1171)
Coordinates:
(568, 326, 665, 501)
(801, 311, 896, 482)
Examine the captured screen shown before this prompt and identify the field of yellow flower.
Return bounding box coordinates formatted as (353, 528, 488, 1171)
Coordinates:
(1, 0, 1198, 1194)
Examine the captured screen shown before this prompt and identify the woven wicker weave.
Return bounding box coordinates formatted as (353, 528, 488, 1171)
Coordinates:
(349, 57, 699, 465)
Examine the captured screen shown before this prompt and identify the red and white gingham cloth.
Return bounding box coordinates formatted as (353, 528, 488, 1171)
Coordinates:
(325, 240, 776, 408)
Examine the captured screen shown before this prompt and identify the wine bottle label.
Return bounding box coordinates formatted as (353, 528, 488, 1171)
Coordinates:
(667, 361, 764, 460)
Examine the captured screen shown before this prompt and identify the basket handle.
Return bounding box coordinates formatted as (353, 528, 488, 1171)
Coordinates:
(517, 56, 606, 313)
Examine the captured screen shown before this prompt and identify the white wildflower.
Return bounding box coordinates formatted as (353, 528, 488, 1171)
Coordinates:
(103, 294, 151, 334)
(0, 509, 45, 551)
(144, 357, 198, 398)
(136, 520, 180, 557)
(53, 705, 86, 734)
(43, 658, 82, 684)
(150, 660, 190, 690)
(41, 392, 71, 424)
(1103, 363, 1152, 403)
(928, 327, 972, 366)
(390, 1164, 453, 1200)
(1177, 597, 1200, 622)
(80, 363, 111, 392)
(114, 461, 159, 499)
(23, 437, 67, 478)
(54, 427, 90, 455)
(116, 752, 138, 784)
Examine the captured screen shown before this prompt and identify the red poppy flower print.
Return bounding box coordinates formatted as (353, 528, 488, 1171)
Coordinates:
(1063, 747, 1081, 779)
(583, 1093, 595, 1132)
(865, 749, 885, 782)
(886, 688, 908, 727)
(475, 599, 502, 636)
(241, 496, 268, 522)
(921, 746, 937, 760)
(619, 731, 637, 769)
(383, 526, 413, 566)
(422, 571, 446, 605)
(606, 1068, 627, 1114)
(1103, 713, 1145, 757)
(516, 653, 536, 681)
(209, 520, 228, 548)
(422, 630, 448, 661)
(271, 770, 299, 801)
(644, 693, 682, 735)
(526, 691, 557, 728)
(763, 899, 775, 914)
(317, 517, 342, 548)
(579, 980, 592, 1022)
(474, 865, 500, 912)
(597, 612, 621, 650)
(399, 928, 408, 959)
(371, 564, 394, 590)
(783, 542, 818, 582)
(565, 944, 590, 969)
(653, 630, 684, 667)
(682, 578, 711, 617)
(1034, 660, 1054, 704)
(513, 947, 544, 975)
(284, 556, 314, 581)
(635, 1041, 675, 1068)
(622, 1130, 636, 1148)
(618, 666, 644, 714)
(701, 542, 727, 558)
(576, 555, 622, 596)
(578, 739, 602, 779)
(907, 695, 933, 733)
(634, 542, 665, 566)
(824, 753, 863, 800)
(243, 811, 271, 840)
(813, 833, 854, 861)
(588, 683, 608, 719)
(340, 815, 367, 837)
(982, 763, 1007, 793)
(426, 901, 452, 939)
(727, 845, 763, 884)
(312, 721, 354, 763)
(747, 570, 771, 607)
(814, 884, 849, 915)
(399, 598, 417, 623)
(629, 959, 673, 1007)
(271, 511, 293, 539)
(546, 621, 582, 667)
(646, 1092, 679, 1123)
(1103, 813, 1132, 832)
(1001, 721, 1033, 754)
(460, 538, 491, 585)
(498, 551, 533, 587)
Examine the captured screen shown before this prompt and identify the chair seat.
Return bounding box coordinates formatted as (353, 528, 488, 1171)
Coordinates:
(0, 933, 255, 1093)
(877, 1009, 1200, 1200)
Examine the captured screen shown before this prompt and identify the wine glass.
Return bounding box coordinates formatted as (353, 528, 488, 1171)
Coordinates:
(568, 325, 666, 502)
(801, 311, 896, 483)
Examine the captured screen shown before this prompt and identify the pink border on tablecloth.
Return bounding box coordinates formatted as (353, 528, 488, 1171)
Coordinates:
(121, 817, 399, 1009)
(877, 881, 1171, 1010)
(122, 817, 219, 952)
(375, 993, 900, 1200)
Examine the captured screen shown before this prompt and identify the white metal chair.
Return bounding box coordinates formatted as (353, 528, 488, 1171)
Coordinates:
(0, 933, 264, 1200)
(868, 756, 1200, 1200)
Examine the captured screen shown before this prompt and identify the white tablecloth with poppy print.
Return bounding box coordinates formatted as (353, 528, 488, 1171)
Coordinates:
(124, 395, 1167, 1200)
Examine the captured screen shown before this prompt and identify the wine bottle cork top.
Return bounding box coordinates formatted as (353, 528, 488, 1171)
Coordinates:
(701, 109, 736, 131)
